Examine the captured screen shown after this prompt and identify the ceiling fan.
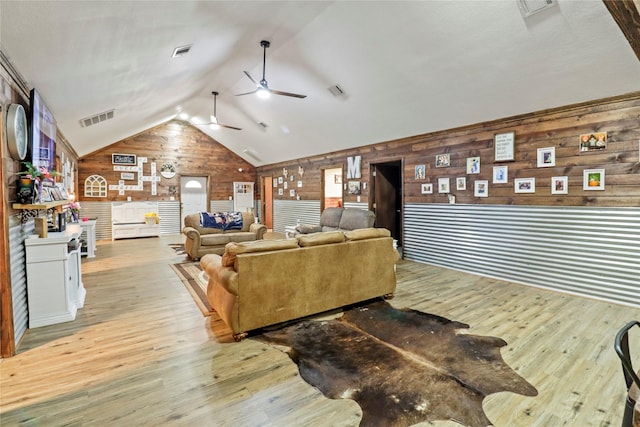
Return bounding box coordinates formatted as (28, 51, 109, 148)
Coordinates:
(236, 40, 307, 99)
(196, 91, 242, 130)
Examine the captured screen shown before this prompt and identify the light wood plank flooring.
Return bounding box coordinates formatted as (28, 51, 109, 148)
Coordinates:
(1, 235, 637, 426)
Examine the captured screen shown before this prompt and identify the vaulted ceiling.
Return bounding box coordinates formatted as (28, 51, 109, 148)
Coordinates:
(1, 1, 639, 166)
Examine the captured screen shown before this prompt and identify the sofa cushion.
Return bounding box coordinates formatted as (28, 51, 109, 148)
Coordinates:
(344, 228, 391, 241)
(320, 207, 344, 229)
(201, 234, 232, 246)
(222, 238, 300, 267)
(338, 208, 376, 231)
(297, 231, 345, 247)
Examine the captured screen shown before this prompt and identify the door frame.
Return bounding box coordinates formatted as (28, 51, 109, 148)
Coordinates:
(261, 176, 273, 229)
(321, 164, 344, 211)
(369, 157, 404, 248)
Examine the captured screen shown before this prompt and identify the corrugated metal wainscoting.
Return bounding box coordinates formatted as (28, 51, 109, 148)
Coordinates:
(78, 202, 112, 241)
(273, 200, 321, 233)
(9, 220, 33, 344)
(158, 201, 180, 235)
(404, 204, 640, 307)
(343, 202, 369, 210)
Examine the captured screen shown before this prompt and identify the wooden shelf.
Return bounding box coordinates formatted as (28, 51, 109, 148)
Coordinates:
(13, 200, 70, 210)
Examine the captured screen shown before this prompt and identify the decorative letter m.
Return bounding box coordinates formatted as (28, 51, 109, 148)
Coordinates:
(347, 156, 361, 179)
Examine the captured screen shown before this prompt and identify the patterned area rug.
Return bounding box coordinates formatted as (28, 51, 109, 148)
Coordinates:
(260, 300, 537, 427)
(170, 261, 214, 316)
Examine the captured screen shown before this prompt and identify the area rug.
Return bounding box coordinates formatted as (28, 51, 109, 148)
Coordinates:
(170, 261, 214, 316)
(260, 300, 537, 427)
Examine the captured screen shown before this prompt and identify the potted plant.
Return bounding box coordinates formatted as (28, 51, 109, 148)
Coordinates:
(16, 162, 59, 203)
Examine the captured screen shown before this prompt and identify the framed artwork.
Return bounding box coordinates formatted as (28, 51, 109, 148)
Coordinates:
(579, 132, 607, 152)
(514, 178, 536, 193)
(334, 175, 342, 184)
(584, 169, 605, 190)
(55, 183, 69, 200)
(415, 165, 426, 180)
(290, 175, 295, 181)
(551, 176, 568, 194)
(283, 181, 288, 189)
(494, 131, 515, 162)
(474, 180, 488, 197)
(421, 183, 433, 194)
(290, 189, 296, 197)
(456, 177, 466, 191)
(278, 176, 283, 184)
(278, 188, 283, 196)
(435, 154, 450, 168)
(438, 177, 450, 193)
(273, 178, 278, 187)
(41, 186, 53, 202)
(537, 147, 555, 167)
(493, 166, 508, 184)
(297, 180, 303, 188)
(467, 157, 480, 174)
(112, 153, 137, 165)
(348, 181, 361, 195)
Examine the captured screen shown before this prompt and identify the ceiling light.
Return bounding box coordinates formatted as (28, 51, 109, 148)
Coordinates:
(256, 88, 270, 99)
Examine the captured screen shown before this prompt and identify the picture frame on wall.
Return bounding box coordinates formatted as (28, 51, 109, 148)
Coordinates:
(579, 132, 607, 152)
(278, 188, 283, 196)
(493, 166, 508, 184)
(435, 153, 450, 168)
(467, 157, 480, 174)
(421, 183, 433, 194)
(494, 131, 515, 162)
(474, 180, 488, 197)
(55, 183, 69, 200)
(415, 165, 426, 180)
(583, 169, 605, 190)
(348, 181, 361, 195)
(456, 177, 466, 191)
(514, 178, 536, 193)
(438, 177, 450, 193)
(551, 176, 568, 194)
(537, 147, 555, 167)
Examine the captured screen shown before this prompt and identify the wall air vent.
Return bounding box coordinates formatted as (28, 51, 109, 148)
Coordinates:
(518, 0, 556, 18)
(172, 44, 192, 58)
(79, 109, 115, 128)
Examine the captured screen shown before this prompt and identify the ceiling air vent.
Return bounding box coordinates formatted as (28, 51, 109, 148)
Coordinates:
(518, 0, 556, 18)
(328, 84, 348, 99)
(172, 44, 192, 58)
(243, 148, 262, 162)
(79, 109, 114, 128)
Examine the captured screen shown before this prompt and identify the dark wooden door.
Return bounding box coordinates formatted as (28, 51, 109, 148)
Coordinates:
(371, 161, 402, 245)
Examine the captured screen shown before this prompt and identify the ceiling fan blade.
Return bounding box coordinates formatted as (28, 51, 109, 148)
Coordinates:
(235, 89, 258, 97)
(219, 123, 242, 131)
(270, 89, 307, 99)
(243, 71, 259, 86)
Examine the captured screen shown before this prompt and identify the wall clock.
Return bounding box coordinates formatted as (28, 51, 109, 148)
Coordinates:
(7, 104, 28, 161)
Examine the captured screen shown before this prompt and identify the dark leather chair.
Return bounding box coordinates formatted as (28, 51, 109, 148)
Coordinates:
(614, 320, 640, 427)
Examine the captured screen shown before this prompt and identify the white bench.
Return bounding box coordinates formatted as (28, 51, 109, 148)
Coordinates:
(111, 201, 160, 240)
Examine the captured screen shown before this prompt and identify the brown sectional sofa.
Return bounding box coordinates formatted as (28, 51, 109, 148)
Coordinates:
(183, 212, 267, 260)
(200, 228, 399, 341)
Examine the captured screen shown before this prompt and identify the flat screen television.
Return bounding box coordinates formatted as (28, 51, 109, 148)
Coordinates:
(29, 88, 56, 170)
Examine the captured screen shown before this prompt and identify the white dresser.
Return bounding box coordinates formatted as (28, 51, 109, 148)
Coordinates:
(25, 224, 86, 328)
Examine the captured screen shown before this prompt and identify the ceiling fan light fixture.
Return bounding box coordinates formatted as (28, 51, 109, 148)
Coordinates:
(257, 88, 270, 99)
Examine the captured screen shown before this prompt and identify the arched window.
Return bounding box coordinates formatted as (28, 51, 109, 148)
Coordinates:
(84, 175, 107, 197)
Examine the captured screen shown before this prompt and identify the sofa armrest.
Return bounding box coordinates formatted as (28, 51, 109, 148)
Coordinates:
(249, 222, 267, 240)
(183, 226, 200, 239)
(201, 254, 239, 295)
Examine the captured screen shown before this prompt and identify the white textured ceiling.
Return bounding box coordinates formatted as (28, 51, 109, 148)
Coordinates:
(1, 1, 639, 166)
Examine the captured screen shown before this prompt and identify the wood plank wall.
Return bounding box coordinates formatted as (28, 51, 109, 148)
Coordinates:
(257, 92, 640, 207)
(78, 120, 257, 202)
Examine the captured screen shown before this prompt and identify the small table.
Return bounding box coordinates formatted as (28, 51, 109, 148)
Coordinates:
(284, 226, 297, 239)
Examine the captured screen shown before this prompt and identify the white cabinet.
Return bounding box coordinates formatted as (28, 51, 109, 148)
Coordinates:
(79, 219, 97, 257)
(111, 201, 160, 240)
(25, 224, 86, 328)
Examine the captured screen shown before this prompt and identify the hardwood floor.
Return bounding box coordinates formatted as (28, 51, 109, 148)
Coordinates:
(1, 235, 636, 426)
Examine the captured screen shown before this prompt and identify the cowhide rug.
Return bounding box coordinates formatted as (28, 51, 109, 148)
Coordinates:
(261, 300, 537, 427)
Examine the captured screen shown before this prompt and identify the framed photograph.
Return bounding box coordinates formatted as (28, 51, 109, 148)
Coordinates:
(348, 181, 361, 195)
(438, 177, 450, 193)
(290, 189, 296, 197)
(584, 169, 605, 190)
(273, 178, 278, 187)
(297, 180, 303, 188)
(55, 183, 69, 200)
(551, 176, 568, 194)
(494, 131, 515, 162)
(415, 164, 426, 180)
(579, 132, 607, 152)
(278, 176, 283, 184)
(421, 183, 433, 194)
(41, 186, 53, 202)
(435, 153, 450, 168)
(278, 188, 283, 196)
(493, 166, 508, 184)
(334, 175, 342, 184)
(49, 188, 61, 201)
(537, 147, 555, 167)
(514, 178, 536, 193)
(467, 157, 480, 174)
(474, 180, 489, 197)
(290, 175, 295, 181)
(456, 177, 466, 191)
